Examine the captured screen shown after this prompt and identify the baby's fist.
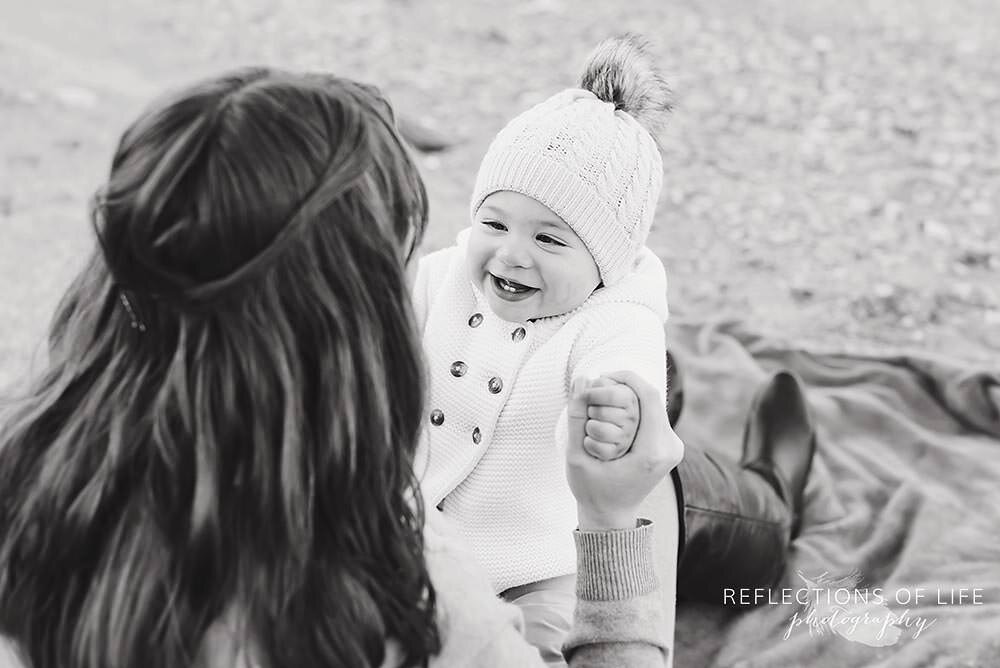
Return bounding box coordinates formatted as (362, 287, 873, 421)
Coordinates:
(574, 376, 641, 461)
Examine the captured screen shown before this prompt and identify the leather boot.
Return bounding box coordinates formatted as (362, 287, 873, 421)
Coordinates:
(672, 370, 816, 605)
(739, 371, 816, 539)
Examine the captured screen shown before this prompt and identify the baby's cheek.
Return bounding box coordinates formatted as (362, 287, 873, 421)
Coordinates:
(552, 280, 593, 311)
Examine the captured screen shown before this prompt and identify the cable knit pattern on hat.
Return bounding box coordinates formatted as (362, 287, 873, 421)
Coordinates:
(411, 231, 667, 593)
(470, 89, 663, 287)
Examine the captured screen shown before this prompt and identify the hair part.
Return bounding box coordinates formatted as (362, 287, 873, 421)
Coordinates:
(0, 67, 437, 668)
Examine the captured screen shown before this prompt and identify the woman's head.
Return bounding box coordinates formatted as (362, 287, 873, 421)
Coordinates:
(99, 68, 426, 310)
(0, 68, 437, 668)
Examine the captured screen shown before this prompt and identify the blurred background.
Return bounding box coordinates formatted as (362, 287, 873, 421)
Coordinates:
(2, 0, 999, 389)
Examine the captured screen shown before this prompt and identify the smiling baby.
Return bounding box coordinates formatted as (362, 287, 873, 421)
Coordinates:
(410, 34, 673, 665)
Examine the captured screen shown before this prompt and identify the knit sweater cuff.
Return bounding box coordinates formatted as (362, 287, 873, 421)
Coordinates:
(574, 519, 659, 600)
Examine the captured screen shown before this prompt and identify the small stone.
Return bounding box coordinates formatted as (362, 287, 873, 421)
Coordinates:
(970, 201, 994, 216)
(54, 138, 82, 152)
(514, 0, 565, 15)
(953, 153, 974, 168)
(956, 250, 993, 268)
(920, 219, 951, 242)
(485, 28, 509, 43)
(881, 200, 904, 221)
(951, 282, 975, 301)
(9, 154, 40, 167)
(956, 39, 980, 55)
(847, 195, 872, 213)
(790, 286, 815, 302)
(51, 85, 99, 110)
(811, 34, 833, 53)
(16, 89, 39, 105)
(873, 283, 896, 299)
(930, 151, 952, 167)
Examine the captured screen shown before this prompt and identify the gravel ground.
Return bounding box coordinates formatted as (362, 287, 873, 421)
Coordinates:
(2, 0, 999, 389)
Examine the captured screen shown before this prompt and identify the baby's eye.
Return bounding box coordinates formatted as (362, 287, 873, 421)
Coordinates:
(481, 220, 506, 231)
(536, 234, 566, 247)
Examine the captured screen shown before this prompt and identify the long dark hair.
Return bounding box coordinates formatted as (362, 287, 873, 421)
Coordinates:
(0, 67, 437, 668)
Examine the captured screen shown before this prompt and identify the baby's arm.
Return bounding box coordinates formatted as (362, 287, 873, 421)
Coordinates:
(410, 255, 433, 334)
(410, 244, 462, 334)
(565, 307, 667, 460)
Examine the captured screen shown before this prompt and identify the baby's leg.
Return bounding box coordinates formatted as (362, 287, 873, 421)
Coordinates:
(500, 574, 577, 667)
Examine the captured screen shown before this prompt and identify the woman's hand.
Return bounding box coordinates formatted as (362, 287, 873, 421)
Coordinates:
(565, 370, 684, 530)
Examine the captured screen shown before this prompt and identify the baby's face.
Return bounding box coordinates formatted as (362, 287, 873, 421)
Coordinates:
(467, 191, 600, 323)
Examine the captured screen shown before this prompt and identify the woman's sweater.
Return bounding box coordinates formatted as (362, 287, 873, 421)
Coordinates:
(194, 511, 671, 667)
(0, 517, 671, 667)
(402, 511, 669, 666)
(411, 231, 668, 592)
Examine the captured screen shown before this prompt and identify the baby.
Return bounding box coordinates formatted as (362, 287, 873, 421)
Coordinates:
(412, 35, 672, 664)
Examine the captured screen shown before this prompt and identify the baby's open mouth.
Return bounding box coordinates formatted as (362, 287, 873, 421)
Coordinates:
(490, 273, 537, 300)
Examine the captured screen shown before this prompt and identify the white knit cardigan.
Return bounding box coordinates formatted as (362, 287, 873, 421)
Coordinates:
(411, 230, 668, 592)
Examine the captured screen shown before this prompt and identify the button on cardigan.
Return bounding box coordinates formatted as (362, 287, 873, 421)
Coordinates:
(411, 230, 668, 593)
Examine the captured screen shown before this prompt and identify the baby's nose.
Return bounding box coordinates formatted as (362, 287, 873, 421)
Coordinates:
(496, 242, 531, 268)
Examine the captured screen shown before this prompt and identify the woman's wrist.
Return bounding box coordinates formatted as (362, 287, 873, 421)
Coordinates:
(576, 506, 641, 531)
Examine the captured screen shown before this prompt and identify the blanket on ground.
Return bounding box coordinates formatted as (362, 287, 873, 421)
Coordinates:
(642, 318, 1000, 667)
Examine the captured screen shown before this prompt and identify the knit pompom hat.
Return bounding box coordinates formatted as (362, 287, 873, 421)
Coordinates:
(470, 34, 672, 286)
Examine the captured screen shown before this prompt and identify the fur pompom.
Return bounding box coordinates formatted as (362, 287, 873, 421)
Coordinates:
(579, 34, 673, 138)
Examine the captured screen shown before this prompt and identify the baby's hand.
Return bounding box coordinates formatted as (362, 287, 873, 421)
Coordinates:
(573, 376, 641, 461)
